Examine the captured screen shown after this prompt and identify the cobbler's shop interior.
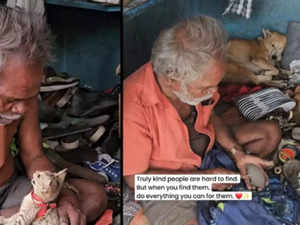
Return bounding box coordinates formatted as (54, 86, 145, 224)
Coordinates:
(124, 0, 300, 224)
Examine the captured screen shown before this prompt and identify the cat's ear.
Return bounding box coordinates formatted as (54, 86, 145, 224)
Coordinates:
(55, 168, 68, 184)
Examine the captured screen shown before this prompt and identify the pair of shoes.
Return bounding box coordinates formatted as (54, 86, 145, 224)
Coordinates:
(100, 122, 120, 156)
(42, 115, 110, 140)
(236, 87, 296, 120)
(41, 87, 78, 109)
(38, 101, 63, 123)
(86, 154, 120, 182)
(43, 126, 92, 140)
(50, 125, 106, 152)
(67, 88, 118, 118)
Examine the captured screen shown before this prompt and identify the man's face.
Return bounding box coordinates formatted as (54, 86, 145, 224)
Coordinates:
(173, 59, 225, 106)
(0, 56, 43, 125)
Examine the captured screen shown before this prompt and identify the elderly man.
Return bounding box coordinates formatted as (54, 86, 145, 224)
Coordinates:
(0, 7, 107, 225)
(124, 16, 281, 225)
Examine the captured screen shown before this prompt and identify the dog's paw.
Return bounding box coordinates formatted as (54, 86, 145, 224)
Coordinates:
(264, 68, 279, 76)
(256, 75, 273, 83)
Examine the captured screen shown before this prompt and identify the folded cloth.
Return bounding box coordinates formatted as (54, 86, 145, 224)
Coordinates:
(282, 22, 300, 69)
(7, 0, 45, 14)
(236, 87, 296, 120)
(223, 0, 253, 19)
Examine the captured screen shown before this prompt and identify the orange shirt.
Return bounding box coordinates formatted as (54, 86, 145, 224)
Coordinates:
(123, 62, 219, 176)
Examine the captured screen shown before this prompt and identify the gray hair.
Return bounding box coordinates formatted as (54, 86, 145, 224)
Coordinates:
(0, 6, 54, 72)
(151, 16, 228, 83)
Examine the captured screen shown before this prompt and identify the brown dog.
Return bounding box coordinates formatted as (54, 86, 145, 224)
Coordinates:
(223, 29, 287, 84)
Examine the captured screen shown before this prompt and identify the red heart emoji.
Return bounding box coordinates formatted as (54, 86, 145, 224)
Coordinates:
(235, 193, 243, 199)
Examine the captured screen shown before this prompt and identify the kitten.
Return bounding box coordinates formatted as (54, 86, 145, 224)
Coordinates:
(0, 169, 68, 225)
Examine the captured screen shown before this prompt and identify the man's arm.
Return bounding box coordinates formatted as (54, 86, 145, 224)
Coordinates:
(19, 97, 85, 225)
(19, 97, 54, 177)
(210, 111, 241, 154)
(210, 110, 274, 190)
(124, 100, 237, 191)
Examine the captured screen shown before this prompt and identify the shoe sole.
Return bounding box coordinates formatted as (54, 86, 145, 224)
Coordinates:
(56, 87, 78, 108)
(86, 126, 106, 143)
(40, 81, 80, 92)
(89, 0, 119, 4)
(61, 139, 80, 150)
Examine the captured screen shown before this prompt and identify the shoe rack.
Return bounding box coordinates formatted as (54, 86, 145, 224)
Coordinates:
(46, 0, 120, 12)
(46, 1, 120, 91)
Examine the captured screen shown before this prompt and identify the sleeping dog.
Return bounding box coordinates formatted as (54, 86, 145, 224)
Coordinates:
(223, 29, 287, 85)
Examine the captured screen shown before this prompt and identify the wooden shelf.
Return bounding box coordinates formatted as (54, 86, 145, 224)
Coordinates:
(46, 0, 120, 12)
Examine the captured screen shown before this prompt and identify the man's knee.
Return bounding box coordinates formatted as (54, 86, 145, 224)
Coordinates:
(88, 182, 107, 207)
(70, 179, 108, 220)
(261, 120, 281, 155)
(81, 181, 108, 215)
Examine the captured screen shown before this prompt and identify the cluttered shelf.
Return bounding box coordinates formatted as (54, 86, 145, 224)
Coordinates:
(45, 0, 120, 12)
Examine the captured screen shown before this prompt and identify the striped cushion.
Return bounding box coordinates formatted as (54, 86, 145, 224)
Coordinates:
(236, 88, 296, 120)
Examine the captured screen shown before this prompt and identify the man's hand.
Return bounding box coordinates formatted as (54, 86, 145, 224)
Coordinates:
(57, 190, 86, 225)
(233, 150, 274, 190)
(204, 168, 238, 191)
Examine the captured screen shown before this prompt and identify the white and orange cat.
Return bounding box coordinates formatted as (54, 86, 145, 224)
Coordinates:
(0, 169, 68, 225)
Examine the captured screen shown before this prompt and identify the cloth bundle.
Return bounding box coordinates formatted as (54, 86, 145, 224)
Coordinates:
(223, 0, 253, 19)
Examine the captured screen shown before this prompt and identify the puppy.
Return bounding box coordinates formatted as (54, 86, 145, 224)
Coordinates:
(223, 29, 287, 85)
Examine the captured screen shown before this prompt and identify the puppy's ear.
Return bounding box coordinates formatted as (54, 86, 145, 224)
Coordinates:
(262, 29, 272, 39)
(55, 168, 68, 184)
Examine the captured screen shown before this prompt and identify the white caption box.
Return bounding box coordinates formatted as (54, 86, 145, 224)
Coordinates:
(135, 174, 251, 201)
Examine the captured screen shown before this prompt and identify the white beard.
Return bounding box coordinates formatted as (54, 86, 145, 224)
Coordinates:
(0, 113, 22, 126)
(173, 83, 213, 106)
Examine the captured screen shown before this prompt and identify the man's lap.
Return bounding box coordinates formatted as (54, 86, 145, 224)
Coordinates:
(141, 200, 197, 225)
(0, 174, 32, 209)
(123, 181, 197, 225)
